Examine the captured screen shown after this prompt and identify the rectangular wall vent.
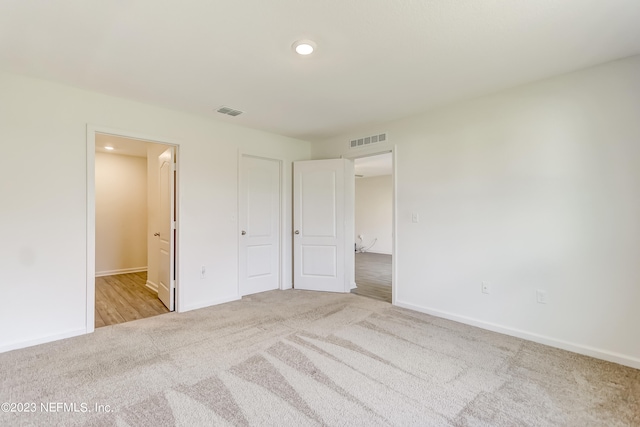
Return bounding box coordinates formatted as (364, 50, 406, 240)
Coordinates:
(349, 132, 387, 149)
(217, 106, 244, 117)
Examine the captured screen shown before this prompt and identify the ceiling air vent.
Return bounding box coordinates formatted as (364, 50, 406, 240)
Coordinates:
(349, 132, 387, 149)
(216, 106, 244, 117)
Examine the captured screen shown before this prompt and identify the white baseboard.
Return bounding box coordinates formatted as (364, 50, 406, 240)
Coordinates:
(95, 267, 147, 277)
(180, 295, 240, 312)
(395, 300, 640, 370)
(359, 251, 392, 255)
(0, 328, 87, 354)
(145, 280, 158, 293)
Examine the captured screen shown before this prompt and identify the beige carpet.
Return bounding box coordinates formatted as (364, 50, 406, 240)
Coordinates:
(1, 290, 638, 426)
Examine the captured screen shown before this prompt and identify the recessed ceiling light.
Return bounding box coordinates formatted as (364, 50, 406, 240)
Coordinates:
(104, 146, 114, 150)
(292, 40, 316, 56)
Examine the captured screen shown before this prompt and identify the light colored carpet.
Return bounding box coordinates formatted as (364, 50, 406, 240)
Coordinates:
(1, 290, 638, 426)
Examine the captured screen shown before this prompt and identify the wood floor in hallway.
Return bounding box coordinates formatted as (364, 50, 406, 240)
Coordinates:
(95, 271, 169, 328)
(351, 252, 392, 303)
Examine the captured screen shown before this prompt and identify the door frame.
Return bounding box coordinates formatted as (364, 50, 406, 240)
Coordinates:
(341, 145, 397, 304)
(86, 124, 181, 333)
(237, 151, 285, 296)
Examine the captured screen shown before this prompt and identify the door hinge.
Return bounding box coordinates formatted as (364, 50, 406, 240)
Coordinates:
(172, 221, 176, 230)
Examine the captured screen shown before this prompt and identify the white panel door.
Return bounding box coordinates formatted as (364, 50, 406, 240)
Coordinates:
(294, 159, 354, 292)
(157, 147, 175, 311)
(239, 155, 281, 296)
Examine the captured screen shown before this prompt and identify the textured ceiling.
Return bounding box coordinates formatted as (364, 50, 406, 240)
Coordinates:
(1, 1, 639, 142)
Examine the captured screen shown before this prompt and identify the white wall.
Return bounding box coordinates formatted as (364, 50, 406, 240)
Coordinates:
(313, 55, 640, 369)
(355, 175, 392, 255)
(0, 72, 310, 352)
(95, 152, 147, 275)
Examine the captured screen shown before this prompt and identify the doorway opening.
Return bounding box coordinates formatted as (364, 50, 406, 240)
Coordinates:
(291, 148, 396, 300)
(351, 153, 393, 303)
(87, 127, 179, 332)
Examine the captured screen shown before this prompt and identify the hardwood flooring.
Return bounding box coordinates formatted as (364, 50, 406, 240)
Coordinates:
(95, 271, 169, 328)
(351, 252, 392, 303)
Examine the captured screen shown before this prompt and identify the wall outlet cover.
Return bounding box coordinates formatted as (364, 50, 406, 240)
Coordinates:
(481, 281, 491, 294)
(536, 289, 548, 304)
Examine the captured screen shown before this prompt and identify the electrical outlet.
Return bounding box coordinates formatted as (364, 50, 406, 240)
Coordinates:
(536, 289, 548, 304)
(481, 281, 491, 294)
(201, 265, 206, 279)
(412, 212, 419, 223)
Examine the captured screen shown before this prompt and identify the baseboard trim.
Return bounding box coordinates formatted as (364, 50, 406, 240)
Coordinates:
(181, 295, 240, 312)
(359, 251, 392, 256)
(395, 300, 640, 370)
(145, 280, 158, 293)
(95, 267, 147, 277)
(0, 328, 87, 354)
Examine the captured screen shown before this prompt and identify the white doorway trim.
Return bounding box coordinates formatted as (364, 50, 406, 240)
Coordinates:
(86, 124, 181, 334)
(341, 145, 397, 304)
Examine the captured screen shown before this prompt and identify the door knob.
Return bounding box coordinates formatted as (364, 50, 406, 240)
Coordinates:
(294, 230, 300, 234)
(154, 232, 160, 236)
(241, 230, 246, 235)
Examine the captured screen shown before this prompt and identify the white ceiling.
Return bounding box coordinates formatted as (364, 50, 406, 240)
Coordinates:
(355, 153, 392, 178)
(2, 1, 639, 142)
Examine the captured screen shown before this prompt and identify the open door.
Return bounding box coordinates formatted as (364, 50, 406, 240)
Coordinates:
(157, 147, 175, 311)
(293, 159, 354, 292)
